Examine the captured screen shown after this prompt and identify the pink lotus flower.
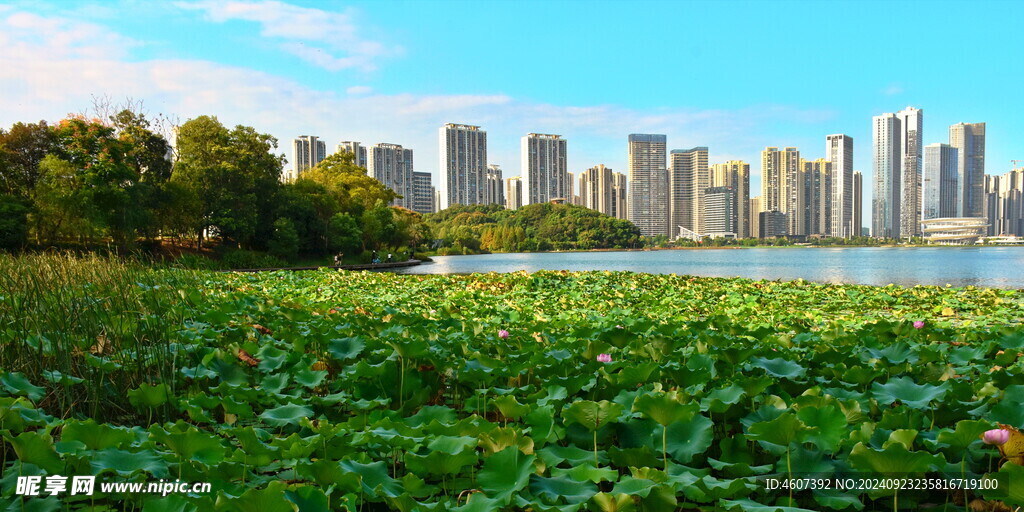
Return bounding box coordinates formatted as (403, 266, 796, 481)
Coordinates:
(597, 353, 612, 363)
(913, 320, 925, 329)
(983, 428, 1010, 445)
(498, 329, 509, 339)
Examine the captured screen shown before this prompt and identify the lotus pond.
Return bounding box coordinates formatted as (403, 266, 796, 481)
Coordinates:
(3, 257, 1024, 511)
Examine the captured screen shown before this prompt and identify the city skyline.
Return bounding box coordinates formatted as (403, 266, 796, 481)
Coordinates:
(3, 1, 1024, 231)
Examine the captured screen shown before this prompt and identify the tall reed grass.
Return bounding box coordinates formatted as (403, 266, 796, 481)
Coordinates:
(0, 253, 203, 423)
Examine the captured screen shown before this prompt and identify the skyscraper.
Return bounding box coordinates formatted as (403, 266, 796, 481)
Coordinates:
(761, 147, 804, 236)
(627, 134, 668, 237)
(669, 147, 709, 235)
(826, 134, 854, 237)
(898, 107, 923, 237)
(922, 143, 959, 221)
(485, 165, 505, 206)
(337, 141, 367, 168)
(439, 124, 487, 209)
(873, 106, 923, 238)
(412, 171, 436, 214)
(949, 122, 986, 218)
(368, 143, 414, 209)
(873, 113, 902, 238)
(703, 186, 736, 236)
(802, 158, 831, 236)
(710, 161, 750, 238)
(853, 172, 863, 237)
(522, 133, 568, 205)
(612, 172, 628, 220)
(293, 135, 327, 178)
(579, 164, 614, 215)
(505, 176, 523, 210)
(984, 167, 1024, 236)
(750, 196, 762, 239)
(566, 171, 576, 204)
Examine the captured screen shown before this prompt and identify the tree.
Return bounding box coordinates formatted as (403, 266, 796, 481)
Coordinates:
(360, 200, 397, 251)
(0, 121, 59, 198)
(300, 152, 397, 215)
(171, 115, 284, 249)
(0, 194, 29, 250)
(267, 217, 299, 261)
(327, 212, 362, 254)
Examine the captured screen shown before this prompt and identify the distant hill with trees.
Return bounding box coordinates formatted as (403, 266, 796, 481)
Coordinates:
(425, 202, 642, 254)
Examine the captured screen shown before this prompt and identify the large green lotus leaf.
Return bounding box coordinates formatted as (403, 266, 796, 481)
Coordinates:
(90, 448, 169, 478)
(589, 492, 636, 512)
(749, 357, 806, 379)
(284, 485, 329, 512)
(933, 419, 993, 452)
(5, 431, 64, 473)
(388, 338, 429, 359)
(406, 446, 477, 476)
(989, 399, 1024, 426)
(404, 405, 457, 427)
(526, 406, 556, 444)
(702, 384, 747, 413)
(214, 480, 297, 512)
(255, 345, 288, 372)
(529, 474, 599, 504)
(632, 392, 697, 426)
(551, 464, 618, 484)
(477, 446, 536, 504)
(260, 374, 290, 395)
(664, 414, 714, 463)
(293, 368, 327, 389)
(450, 493, 502, 512)
(295, 459, 359, 491)
(870, 377, 949, 409)
(811, 489, 864, 511)
(41, 370, 84, 386)
(0, 372, 46, 402)
(128, 383, 170, 409)
(327, 337, 365, 361)
(719, 498, 818, 512)
(493, 395, 531, 420)
(259, 404, 313, 427)
(562, 400, 623, 432)
(61, 419, 136, 451)
(4, 497, 64, 512)
(979, 462, 1024, 506)
(478, 426, 534, 455)
(846, 442, 944, 475)
(610, 476, 657, 497)
(796, 405, 846, 453)
(691, 476, 757, 502)
(607, 446, 660, 469)
(746, 411, 809, 448)
(339, 459, 401, 498)
(538, 444, 601, 468)
(948, 345, 988, 366)
(151, 428, 226, 466)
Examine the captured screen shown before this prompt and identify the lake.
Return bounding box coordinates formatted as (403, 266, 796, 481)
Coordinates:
(397, 247, 1024, 288)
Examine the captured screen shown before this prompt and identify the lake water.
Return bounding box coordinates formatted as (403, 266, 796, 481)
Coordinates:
(397, 247, 1024, 288)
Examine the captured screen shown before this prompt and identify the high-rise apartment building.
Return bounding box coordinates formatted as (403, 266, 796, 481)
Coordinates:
(439, 124, 488, 209)
(368, 143, 414, 209)
(412, 171, 436, 215)
(750, 196, 762, 239)
(566, 172, 577, 204)
(485, 165, 505, 206)
(761, 147, 804, 236)
(826, 134, 854, 237)
(922, 143, 959, 221)
(293, 135, 327, 178)
(853, 172, 864, 236)
(669, 147, 709, 236)
(802, 158, 831, 236)
(579, 164, 614, 215)
(898, 107, 923, 237)
(949, 122, 986, 218)
(984, 168, 1024, 236)
(522, 133, 567, 205)
(759, 210, 788, 238)
(627, 134, 669, 237)
(505, 176, 523, 210)
(872, 107, 923, 238)
(612, 172, 628, 220)
(710, 161, 750, 238)
(703, 186, 736, 236)
(337, 141, 367, 168)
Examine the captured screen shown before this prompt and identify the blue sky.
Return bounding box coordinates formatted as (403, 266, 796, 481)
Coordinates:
(2, 0, 1023, 218)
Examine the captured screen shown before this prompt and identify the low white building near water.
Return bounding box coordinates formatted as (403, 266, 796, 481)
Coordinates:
(921, 217, 989, 245)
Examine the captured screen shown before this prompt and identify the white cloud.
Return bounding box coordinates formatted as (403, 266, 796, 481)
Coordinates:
(346, 85, 373, 95)
(175, 0, 402, 71)
(882, 83, 904, 96)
